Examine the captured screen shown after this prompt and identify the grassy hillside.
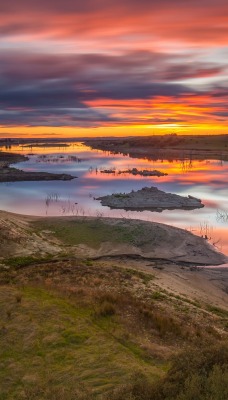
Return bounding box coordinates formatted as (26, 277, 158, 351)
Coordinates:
(0, 285, 162, 399)
(0, 211, 227, 399)
(0, 257, 227, 399)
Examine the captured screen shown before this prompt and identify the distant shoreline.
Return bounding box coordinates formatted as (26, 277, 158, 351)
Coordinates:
(84, 135, 228, 162)
(1, 134, 228, 161)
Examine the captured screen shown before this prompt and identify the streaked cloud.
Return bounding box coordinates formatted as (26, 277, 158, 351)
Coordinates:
(0, 1, 227, 132)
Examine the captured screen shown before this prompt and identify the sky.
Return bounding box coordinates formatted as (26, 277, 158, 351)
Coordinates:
(0, 0, 227, 137)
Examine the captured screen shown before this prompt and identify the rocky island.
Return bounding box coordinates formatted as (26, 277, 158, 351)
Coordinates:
(97, 186, 204, 211)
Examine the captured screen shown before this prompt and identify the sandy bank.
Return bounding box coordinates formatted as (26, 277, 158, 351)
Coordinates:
(0, 210, 226, 266)
(99, 257, 228, 311)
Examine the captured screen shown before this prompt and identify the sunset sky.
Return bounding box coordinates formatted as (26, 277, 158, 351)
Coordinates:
(0, 0, 227, 137)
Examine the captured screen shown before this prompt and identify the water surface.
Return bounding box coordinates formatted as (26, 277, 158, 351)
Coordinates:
(1, 142, 227, 255)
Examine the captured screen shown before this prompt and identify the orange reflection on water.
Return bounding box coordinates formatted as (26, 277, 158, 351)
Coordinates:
(84, 155, 227, 187)
(1, 142, 227, 255)
(2, 142, 91, 156)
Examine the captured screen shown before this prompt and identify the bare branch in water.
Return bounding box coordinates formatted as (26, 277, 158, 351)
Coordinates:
(216, 209, 228, 223)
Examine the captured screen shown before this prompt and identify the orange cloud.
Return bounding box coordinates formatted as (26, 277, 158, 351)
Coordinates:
(0, 1, 227, 135)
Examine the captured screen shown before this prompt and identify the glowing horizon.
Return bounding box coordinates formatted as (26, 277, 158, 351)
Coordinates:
(0, 0, 227, 137)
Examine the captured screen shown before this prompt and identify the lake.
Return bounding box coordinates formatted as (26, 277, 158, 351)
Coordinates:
(1, 142, 228, 255)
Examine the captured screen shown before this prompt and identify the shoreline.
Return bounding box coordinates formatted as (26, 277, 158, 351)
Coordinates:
(0, 151, 76, 182)
(85, 135, 228, 162)
(0, 210, 227, 314)
(0, 210, 227, 266)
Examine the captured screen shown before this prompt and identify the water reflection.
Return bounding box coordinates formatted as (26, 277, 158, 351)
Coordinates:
(37, 154, 85, 163)
(0, 142, 227, 254)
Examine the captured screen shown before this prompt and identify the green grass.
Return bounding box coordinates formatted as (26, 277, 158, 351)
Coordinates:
(151, 291, 166, 301)
(121, 267, 155, 284)
(113, 193, 129, 198)
(206, 304, 228, 318)
(3, 255, 53, 269)
(33, 219, 147, 248)
(0, 285, 163, 399)
(0, 253, 226, 398)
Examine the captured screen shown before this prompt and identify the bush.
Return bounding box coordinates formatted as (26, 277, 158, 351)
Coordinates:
(139, 306, 181, 337)
(154, 342, 228, 400)
(106, 342, 228, 400)
(106, 373, 154, 400)
(94, 300, 116, 317)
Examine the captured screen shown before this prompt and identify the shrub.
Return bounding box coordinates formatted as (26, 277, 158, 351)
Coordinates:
(154, 342, 228, 400)
(106, 373, 154, 400)
(151, 291, 165, 301)
(94, 300, 116, 317)
(106, 342, 228, 400)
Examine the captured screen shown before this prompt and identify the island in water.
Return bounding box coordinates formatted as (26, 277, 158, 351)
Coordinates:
(97, 186, 204, 211)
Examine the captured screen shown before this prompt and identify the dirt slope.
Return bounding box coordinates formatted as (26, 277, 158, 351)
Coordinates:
(0, 211, 227, 266)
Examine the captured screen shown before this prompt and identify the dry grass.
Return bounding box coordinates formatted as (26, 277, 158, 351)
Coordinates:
(0, 258, 227, 399)
(0, 285, 162, 399)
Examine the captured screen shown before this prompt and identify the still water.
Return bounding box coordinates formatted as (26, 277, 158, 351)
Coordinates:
(0, 142, 228, 255)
